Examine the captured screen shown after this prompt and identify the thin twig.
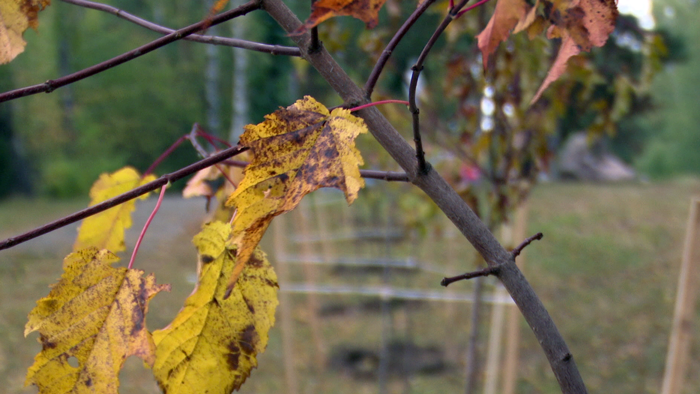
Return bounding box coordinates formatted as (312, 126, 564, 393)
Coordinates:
(309, 0, 321, 53)
(359, 169, 410, 182)
(59, 0, 300, 56)
(187, 125, 238, 187)
(143, 135, 188, 177)
(0, 0, 261, 103)
(0, 145, 249, 251)
(363, 0, 437, 98)
(198, 129, 233, 148)
(128, 184, 167, 269)
(456, 0, 492, 18)
(348, 99, 409, 112)
(220, 158, 410, 182)
(441, 265, 500, 287)
(408, 0, 473, 175)
(511, 232, 543, 258)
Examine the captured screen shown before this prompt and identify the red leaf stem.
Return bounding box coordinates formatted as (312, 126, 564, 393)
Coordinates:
(457, 0, 493, 18)
(128, 184, 167, 269)
(348, 100, 410, 112)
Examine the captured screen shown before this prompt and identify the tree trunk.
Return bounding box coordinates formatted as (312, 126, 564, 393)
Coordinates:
(261, 2, 589, 392)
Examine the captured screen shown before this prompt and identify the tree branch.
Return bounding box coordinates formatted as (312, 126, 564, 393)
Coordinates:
(408, 0, 472, 174)
(0, 0, 261, 104)
(59, 0, 301, 56)
(441, 266, 500, 287)
(512, 232, 544, 258)
(222, 158, 409, 182)
(261, 1, 588, 393)
(0, 145, 249, 251)
(363, 0, 437, 98)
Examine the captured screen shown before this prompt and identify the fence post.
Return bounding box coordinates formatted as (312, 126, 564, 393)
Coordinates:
(661, 197, 700, 394)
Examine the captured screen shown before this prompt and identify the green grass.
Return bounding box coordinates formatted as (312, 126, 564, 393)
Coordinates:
(1, 179, 699, 393)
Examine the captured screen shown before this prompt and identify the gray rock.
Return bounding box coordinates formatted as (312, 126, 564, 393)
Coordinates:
(558, 132, 636, 182)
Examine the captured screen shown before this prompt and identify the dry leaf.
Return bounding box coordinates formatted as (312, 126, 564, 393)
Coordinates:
(297, 0, 388, 33)
(182, 166, 220, 199)
(530, 32, 580, 103)
(152, 222, 278, 394)
(25, 248, 169, 393)
(224, 95, 366, 296)
(513, 0, 539, 34)
(73, 167, 156, 253)
(533, 0, 617, 102)
(0, 0, 50, 63)
(476, 0, 528, 68)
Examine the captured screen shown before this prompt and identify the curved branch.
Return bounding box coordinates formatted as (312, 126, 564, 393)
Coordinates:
(261, 1, 589, 393)
(0, 145, 249, 251)
(59, 0, 301, 56)
(221, 159, 409, 182)
(0, 0, 261, 103)
(408, 0, 472, 174)
(363, 0, 437, 98)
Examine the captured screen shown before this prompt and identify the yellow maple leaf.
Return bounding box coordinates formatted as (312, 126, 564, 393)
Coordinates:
(73, 167, 157, 253)
(152, 221, 278, 394)
(24, 247, 169, 393)
(224, 95, 366, 295)
(0, 0, 50, 64)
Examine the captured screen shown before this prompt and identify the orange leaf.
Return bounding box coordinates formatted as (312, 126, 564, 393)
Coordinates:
(575, 0, 617, 48)
(529, 0, 617, 102)
(297, 0, 387, 33)
(530, 32, 580, 104)
(513, 0, 539, 34)
(476, 0, 528, 68)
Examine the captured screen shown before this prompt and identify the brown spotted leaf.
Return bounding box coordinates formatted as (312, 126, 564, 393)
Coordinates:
(24, 248, 169, 394)
(0, 0, 50, 63)
(297, 0, 388, 33)
(224, 95, 366, 296)
(530, 0, 618, 102)
(152, 222, 278, 394)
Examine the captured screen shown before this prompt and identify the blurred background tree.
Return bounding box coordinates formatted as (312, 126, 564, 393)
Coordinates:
(0, 0, 694, 201)
(635, 0, 700, 178)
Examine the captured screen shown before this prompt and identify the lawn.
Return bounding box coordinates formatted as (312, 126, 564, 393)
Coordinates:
(0, 178, 698, 393)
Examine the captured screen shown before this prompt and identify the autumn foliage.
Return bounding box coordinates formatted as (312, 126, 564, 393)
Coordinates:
(1, 0, 624, 392)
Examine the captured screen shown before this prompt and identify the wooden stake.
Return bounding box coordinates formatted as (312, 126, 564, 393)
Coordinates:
(661, 197, 700, 394)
